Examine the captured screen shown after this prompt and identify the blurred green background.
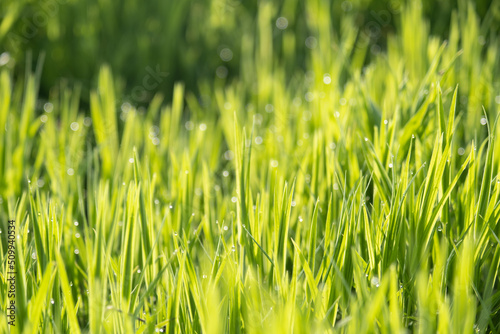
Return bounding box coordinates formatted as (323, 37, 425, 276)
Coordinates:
(1, 0, 498, 103)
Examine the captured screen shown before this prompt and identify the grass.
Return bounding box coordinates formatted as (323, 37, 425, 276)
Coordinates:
(1, 0, 500, 333)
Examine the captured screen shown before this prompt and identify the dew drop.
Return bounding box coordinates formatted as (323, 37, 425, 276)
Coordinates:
(276, 17, 288, 29)
(44, 102, 54, 113)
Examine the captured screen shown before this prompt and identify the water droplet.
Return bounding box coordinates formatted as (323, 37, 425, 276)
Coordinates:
(305, 36, 317, 49)
(185, 121, 194, 130)
(173, 231, 178, 236)
(231, 245, 236, 252)
(44, 102, 53, 113)
(231, 196, 238, 203)
(70, 122, 79, 131)
(41, 115, 48, 123)
(223, 170, 229, 177)
(223, 226, 228, 231)
(270, 160, 279, 168)
(480, 117, 487, 125)
(155, 199, 160, 205)
(220, 48, 233, 62)
(388, 163, 393, 168)
(370, 276, 380, 287)
(137, 269, 141, 273)
(128, 158, 134, 163)
(412, 134, 415, 138)
(67, 168, 74, 176)
(334, 111, 340, 118)
(74, 221, 79, 226)
(458, 147, 465, 156)
(364, 137, 368, 142)
(276, 17, 288, 29)
(51, 299, 54, 304)
(74, 249, 80, 255)
(70, 282, 73, 286)
(291, 200, 296, 207)
(32, 252, 37, 259)
(323, 74, 332, 85)
(75, 233, 80, 238)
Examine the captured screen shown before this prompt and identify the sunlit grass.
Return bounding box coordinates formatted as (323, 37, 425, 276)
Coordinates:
(1, 0, 500, 333)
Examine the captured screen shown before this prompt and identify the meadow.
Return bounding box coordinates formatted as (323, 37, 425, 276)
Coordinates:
(0, 0, 500, 332)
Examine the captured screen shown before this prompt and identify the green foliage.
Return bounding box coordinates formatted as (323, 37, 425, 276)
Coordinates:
(0, 0, 500, 333)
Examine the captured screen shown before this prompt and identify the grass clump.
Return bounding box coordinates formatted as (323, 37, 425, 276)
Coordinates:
(1, 0, 500, 333)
